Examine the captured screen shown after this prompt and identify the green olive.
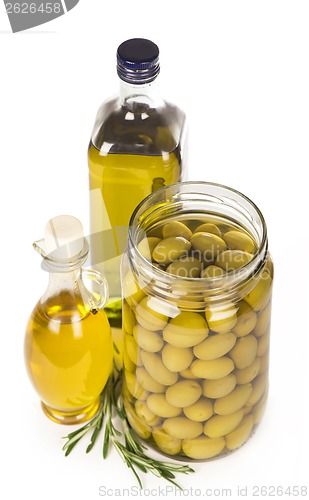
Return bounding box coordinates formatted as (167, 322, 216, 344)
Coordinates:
(124, 371, 149, 400)
(183, 398, 214, 422)
(193, 332, 236, 360)
(190, 232, 227, 263)
(113, 327, 124, 381)
(229, 335, 258, 369)
(223, 230, 255, 253)
(125, 403, 151, 439)
(264, 254, 274, 277)
(225, 415, 254, 450)
(202, 374, 236, 399)
(162, 344, 193, 372)
(147, 394, 181, 418)
(125, 333, 142, 366)
(135, 367, 165, 393)
(256, 331, 270, 357)
(233, 301, 257, 337)
(133, 324, 164, 353)
(163, 312, 209, 348)
(135, 400, 161, 426)
(205, 303, 238, 334)
(244, 272, 272, 311)
(246, 373, 268, 407)
(216, 250, 253, 271)
(147, 226, 163, 239)
(152, 236, 191, 265)
(180, 368, 200, 379)
(184, 219, 205, 232)
(137, 237, 161, 261)
(111, 335, 123, 370)
(243, 405, 252, 416)
(235, 358, 261, 384)
(163, 417, 203, 440)
(152, 427, 182, 455)
(191, 357, 234, 380)
(122, 271, 146, 307)
(193, 223, 222, 238)
(252, 395, 268, 424)
(254, 302, 271, 336)
(136, 296, 168, 331)
(182, 436, 225, 459)
(166, 256, 202, 278)
(162, 221, 192, 240)
(214, 383, 253, 415)
(204, 409, 244, 438)
(123, 349, 136, 373)
(218, 222, 233, 233)
(165, 380, 202, 408)
(257, 352, 269, 375)
(201, 265, 225, 279)
(141, 351, 178, 386)
(123, 301, 136, 335)
(122, 381, 134, 406)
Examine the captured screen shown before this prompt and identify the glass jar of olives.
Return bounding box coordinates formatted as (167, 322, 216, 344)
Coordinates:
(121, 182, 273, 461)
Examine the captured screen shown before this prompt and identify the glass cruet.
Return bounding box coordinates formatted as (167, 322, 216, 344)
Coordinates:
(24, 215, 113, 425)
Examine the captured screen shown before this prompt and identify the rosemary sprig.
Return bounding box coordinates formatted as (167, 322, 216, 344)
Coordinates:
(62, 369, 194, 489)
(62, 401, 104, 456)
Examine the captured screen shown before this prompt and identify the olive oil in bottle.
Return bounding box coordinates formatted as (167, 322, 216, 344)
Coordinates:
(24, 216, 113, 424)
(88, 38, 186, 327)
(25, 292, 112, 423)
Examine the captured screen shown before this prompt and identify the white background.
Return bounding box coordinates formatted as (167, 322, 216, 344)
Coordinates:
(1, 1, 308, 499)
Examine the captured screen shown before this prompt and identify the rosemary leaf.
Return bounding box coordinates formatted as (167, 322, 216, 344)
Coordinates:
(103, 425, 110, 459)
(64, 441, 80, 457)
(62, 427, 92, 453)
(128, 462, 143, 490)
(63, 369, 195, 489)
(86, 419, 103, 453)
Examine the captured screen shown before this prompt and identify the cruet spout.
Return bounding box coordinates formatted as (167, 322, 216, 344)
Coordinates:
(33, 239, 48, 258)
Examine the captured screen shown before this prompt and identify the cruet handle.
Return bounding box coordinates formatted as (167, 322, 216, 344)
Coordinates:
(81, 269, 109, 310)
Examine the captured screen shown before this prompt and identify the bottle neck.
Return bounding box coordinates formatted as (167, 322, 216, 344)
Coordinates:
(119, 78, 164, 111)
(39, 261, 108, 315)
(41, 269, 84, 306)
(41, 269, 81, 300)
(39, 268, 93, 321)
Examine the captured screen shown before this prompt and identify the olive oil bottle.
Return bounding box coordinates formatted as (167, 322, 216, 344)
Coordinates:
(24, 216, 113, 424)
(88, 38, 186, 327)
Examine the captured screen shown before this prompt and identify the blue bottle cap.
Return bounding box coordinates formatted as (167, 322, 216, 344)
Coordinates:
(117, 38, 160, 85)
